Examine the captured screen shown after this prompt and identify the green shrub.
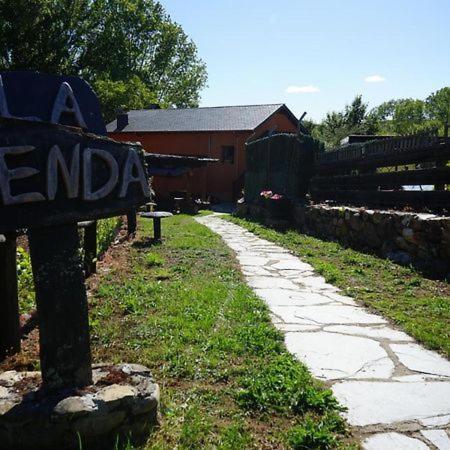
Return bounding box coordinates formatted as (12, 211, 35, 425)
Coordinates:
(97, 217, 122, 255)
(236, 354, 341, 415)
(145, 252, 164, 267)
(17, 246, 35, 313)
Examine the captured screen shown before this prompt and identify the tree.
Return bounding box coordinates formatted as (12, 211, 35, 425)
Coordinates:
(0, 0, 207, 122)
(426, 87, 450, 137)
(313, 95, 378, 148)
(391, 99, 438, 136)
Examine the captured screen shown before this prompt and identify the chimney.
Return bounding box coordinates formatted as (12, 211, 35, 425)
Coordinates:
(116, 111, 129, 129)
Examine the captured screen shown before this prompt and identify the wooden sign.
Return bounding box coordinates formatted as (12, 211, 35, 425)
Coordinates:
(0, 72, 150, 391)
(0, 118, 150, 233)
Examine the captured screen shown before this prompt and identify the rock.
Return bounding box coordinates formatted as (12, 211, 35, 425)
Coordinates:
(386, 250, 412, 265)
(390, 343, 450, 377)
(96, 384, 136, 405)
(0, 386, 8, 399)
(420, 430, 450, 450)
(285, 332, 394, 380)
(402, 227, 415, 243)
(363, 432, 429, 450)
(332, 381, 450, 426)
(54, 395, 97, 416)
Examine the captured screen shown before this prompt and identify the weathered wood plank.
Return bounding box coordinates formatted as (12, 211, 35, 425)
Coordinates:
(311, 167, 450, 190)
(310, 189, 450, 208)
(0, 118, 150, 233)
(315, 144, 450, 174)
(0, 233, 20, 361)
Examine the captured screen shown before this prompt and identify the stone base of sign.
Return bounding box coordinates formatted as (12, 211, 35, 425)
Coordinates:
(0, 364, 159, 450)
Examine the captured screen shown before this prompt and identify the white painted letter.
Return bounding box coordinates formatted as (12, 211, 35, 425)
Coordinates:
(46, 144, 80, 200)
(83, 148, 119, 201)
(0, 146, 45, 205)
(119, 150, 150, 198)
(51, 82, 87, 129)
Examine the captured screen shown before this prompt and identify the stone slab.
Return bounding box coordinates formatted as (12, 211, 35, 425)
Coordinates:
(420, 430, 450, 450)
(324, 325, 413, 341)
(333, 382, 450, 426)
(293, 305, 387, 325)
(247, 276, 299, 290)
(363, 433, 429, 450)
(390, 344, 450, 377)
(420, 415, 450, 427)
(285, 331, 394, 380)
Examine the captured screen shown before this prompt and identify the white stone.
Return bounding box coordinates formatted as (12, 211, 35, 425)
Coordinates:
(324, 325, 413, 341)
(390, 343, 450, 377)
(285, 331, 394, 380)
(270, 306, 317, 325)
(236, 256, 269, 266)
(255, 288, 334, 307)
(393, 374, 443, 382)
(332, 382, 450, 426)
(271, 260, 313, 271)
(420, 430, 450, 450)
(274, 323, 321, 332)
(420, 415, 450, 427)
(241, 266, 273, 276)
(247, 276, 298, 290)
(363, 433, 429, 450)
(322, 292, 358, 306)
(293, 304, 387, 325)
(0, 386, 8, 399)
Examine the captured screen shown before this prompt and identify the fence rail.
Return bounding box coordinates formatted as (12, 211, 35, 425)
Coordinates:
(311, 135, 450, 208)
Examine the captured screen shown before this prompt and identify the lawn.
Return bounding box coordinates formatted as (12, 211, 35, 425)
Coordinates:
(88, 215, 357, 449)
(226, 215, 450, 358)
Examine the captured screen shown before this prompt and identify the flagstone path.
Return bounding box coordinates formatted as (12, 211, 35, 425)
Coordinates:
(196, 215, 450, 450)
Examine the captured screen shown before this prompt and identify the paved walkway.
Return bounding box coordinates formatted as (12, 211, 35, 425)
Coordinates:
(196, 215, 450, 450)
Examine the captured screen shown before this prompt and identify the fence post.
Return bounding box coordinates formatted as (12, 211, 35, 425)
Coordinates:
(0, 233, 21, 361)
(83, 221, 97, 277)
(127, 209, 137, 235)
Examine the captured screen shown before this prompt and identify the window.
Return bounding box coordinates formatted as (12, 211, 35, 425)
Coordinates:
(222, 145, 235, 164)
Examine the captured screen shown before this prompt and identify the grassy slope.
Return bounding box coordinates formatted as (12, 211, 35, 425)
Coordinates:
(90, 215, 357, 449)
(226, 216, 450, 358)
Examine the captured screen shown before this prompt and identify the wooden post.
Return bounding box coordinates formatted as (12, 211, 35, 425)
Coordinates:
(127, 209, 137, 235)
(83, 221, 97, 277)
(153, 218, 162, 241)
(28, 223, 92, 391)
(0, 233, 20, 361)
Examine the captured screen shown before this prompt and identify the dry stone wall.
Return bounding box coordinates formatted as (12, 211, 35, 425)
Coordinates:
(292, 204, 450, 279)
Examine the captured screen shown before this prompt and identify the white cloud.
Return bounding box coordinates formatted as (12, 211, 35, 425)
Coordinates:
(365, 74, 386, 83)
(285, 85, 320, 94)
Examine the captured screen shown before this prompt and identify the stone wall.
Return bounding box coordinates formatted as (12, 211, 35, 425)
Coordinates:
(236, 202, 450, 279)
(292, 204, 450, 279)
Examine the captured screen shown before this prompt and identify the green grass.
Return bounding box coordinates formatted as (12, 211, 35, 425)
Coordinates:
(89, 215, 356, 449)
(226, 215, 450, 358)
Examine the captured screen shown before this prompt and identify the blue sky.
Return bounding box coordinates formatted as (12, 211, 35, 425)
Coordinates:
(162, 0, 450, 122)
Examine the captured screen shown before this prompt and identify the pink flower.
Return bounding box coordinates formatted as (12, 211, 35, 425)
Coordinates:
(260, 190, 273, 198)
(271, 194, 283, 200)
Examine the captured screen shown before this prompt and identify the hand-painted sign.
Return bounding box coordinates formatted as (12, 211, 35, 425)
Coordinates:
(0, 72, 150, 233)
(0, 71, 106, 134)
(0, 119, 150, 232)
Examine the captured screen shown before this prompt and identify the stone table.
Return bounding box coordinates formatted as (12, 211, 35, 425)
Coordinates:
(140, 212, 173, 242)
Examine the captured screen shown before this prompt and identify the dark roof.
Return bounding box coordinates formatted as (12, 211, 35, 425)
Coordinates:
(106, 104, 297, 133)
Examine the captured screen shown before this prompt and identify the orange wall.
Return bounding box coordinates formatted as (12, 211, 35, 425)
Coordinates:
(109, 111, 297, 202)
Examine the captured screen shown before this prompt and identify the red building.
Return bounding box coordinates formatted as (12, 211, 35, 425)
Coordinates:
(107, 104, 298, 202)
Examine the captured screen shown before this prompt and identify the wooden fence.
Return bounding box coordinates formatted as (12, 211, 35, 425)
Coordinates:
(311, 135, 450, 208)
